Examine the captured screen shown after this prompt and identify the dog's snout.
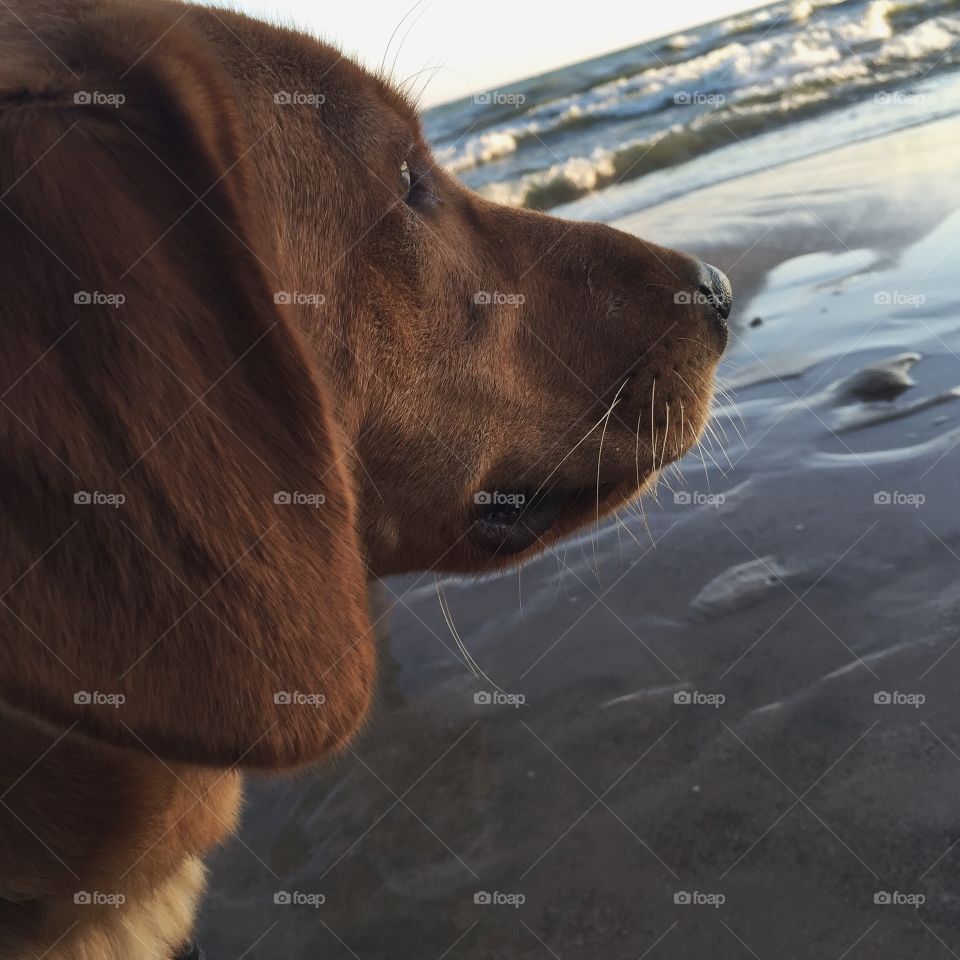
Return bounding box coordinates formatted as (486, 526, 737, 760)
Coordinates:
(696, 262, 733, 350)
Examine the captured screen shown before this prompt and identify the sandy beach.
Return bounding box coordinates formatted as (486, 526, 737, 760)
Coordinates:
(195, 72, 960, 957)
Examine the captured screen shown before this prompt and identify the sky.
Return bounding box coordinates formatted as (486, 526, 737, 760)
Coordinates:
(202, 0, 766, 106)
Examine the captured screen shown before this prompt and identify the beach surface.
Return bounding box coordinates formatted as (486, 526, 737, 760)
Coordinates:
(198, 5, 960, 956)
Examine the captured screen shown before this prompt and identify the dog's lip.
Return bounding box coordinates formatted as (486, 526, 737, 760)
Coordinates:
(469, 401, 712, 557)
(470, 485, 618, 555)
(472, 488, 575, 555)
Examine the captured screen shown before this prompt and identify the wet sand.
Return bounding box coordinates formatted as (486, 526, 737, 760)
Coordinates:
(198, 116, 960, 958)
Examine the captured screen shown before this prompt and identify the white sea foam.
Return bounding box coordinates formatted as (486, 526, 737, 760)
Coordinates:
(879, 17, 960, 63)
(437, 129, 525, 174)
(433, 0, 960, 209)
(792, 0, 815, 23)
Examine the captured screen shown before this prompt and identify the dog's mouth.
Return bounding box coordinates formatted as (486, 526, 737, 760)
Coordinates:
(470, 486, 617, 556)
(465, 370, 722, 562)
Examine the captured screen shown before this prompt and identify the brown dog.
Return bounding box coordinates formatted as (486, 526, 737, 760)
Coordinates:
(0, 1, 731, 956)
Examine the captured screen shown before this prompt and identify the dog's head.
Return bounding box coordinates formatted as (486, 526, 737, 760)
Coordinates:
(0, 1, 728, 768)
(193, 7, 731, 574)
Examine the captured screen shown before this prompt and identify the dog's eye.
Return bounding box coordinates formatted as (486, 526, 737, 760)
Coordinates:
(398, 157, 437, 211)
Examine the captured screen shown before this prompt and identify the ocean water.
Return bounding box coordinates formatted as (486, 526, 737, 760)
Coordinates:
(425, 0, 960, 216)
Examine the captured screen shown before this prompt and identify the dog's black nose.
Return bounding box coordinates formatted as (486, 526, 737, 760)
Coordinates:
(697, 262, 733, 349)
(699, 263, 733, 320)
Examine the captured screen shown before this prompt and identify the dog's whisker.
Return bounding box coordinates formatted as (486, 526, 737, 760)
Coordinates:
(673, 366, 733, 452)
(673, 370, 735, 474)
(683, 366, 748, 444)
(411, 51, 454, 106)
(658, 402, 671, 475)
(436, 578, 506, 693)
(388, 0, 436, 81)
(594, 378, 630, 577)
(694, 441, 713, 493)
(380, 0, 431, 78)
(705, 378, 747, 441)
(614, 509, 648, 552)
(517, 563, 524, 619)
(524, 402, 625, 512)
(649, 378, 658, 478)
(704, 418, 735, 471)
(695, 435, 730, 478)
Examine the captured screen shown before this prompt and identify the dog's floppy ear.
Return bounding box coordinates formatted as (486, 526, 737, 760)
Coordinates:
(0, 5, 375, 768)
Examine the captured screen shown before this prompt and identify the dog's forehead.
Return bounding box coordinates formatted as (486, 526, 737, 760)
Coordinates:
(193, 5, 420, 144)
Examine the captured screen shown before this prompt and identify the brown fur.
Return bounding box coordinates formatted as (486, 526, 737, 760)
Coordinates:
(0, 1, 727, 956)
